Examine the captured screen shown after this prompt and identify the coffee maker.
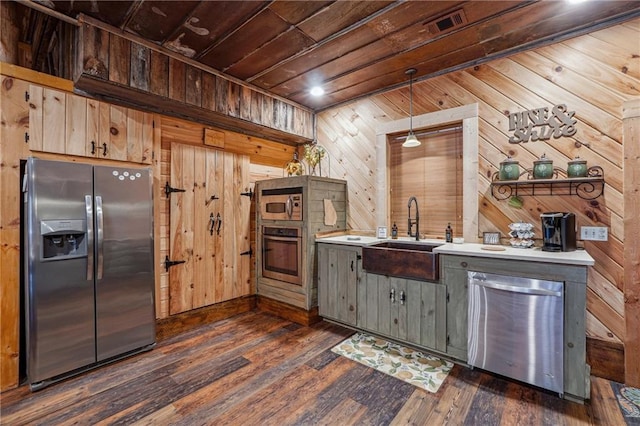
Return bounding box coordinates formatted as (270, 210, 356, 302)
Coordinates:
(541, 212, 576, 252)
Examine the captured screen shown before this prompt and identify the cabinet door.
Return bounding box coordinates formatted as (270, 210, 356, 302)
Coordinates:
(443, 265, 468, 360)
(87, 99, 110, 159)
(318, 244, 358, 326)
(357, 267, 374, 330)
(126, 108, 153, 164)
(376, 275, 392, 336)
(65, 93, 88, 157)
(400, 279, 447, 352)
(389, 277, 405, 339)
(169, 144, 250, 314)
(28, 85, 66, 154)
(106, 105, 128, 161)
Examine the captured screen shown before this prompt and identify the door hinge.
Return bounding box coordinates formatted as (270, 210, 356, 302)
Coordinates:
(25, 91, 29, 102)
(446, 292, 450, 303)
(165, 182, 186, 198)
(164, 255, 185, 272)
(25, 132, 29, 143)
(447, 335, 450, 345)
(240, 188, 254, 199)
(240, 248, 253, 257)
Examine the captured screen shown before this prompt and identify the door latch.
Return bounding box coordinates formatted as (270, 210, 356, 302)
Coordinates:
(240, 188, 254, 199)
(205, 194, 219, 207)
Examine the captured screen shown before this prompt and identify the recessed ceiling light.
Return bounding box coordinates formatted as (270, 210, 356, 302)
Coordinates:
(310, 86, 325, 97)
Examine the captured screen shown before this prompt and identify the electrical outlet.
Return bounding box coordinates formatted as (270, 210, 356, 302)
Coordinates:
(580, 226, 608, 241)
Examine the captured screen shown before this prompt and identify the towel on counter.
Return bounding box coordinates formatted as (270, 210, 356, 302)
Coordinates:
(324, 199, 337, 226)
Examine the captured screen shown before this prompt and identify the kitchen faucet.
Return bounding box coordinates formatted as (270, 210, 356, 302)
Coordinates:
(407, 196, 419, 241)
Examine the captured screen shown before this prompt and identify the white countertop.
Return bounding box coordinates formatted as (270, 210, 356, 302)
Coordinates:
(315, 235, 382, 246)
(433, 242, 594, 266)
(316, 235, 594, 266)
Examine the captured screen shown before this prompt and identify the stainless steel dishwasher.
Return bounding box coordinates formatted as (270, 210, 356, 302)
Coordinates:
(467, 271, 564, 395)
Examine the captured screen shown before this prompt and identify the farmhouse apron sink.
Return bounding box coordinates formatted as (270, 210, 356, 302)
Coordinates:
(362, 241, 443, 281)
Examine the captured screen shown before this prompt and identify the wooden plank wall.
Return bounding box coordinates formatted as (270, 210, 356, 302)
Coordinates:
(156, 115, 295, 318)
(78, 21, 313, 143)
(316, 19, 639, 376)
(0, 64, 297, 389)
(623, 98, 640, 385)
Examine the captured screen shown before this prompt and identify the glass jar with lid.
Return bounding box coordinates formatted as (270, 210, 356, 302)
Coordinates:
(499, 156, 520, 181)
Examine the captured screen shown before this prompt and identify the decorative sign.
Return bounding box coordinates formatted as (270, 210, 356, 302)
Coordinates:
(508, 104, 577, 144)
(377, 226, 388, 239)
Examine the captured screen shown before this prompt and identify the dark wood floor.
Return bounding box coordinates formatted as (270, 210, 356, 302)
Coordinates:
(0, 311, 628, 425)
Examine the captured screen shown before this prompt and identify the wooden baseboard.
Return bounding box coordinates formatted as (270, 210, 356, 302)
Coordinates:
(587, 336, 624, 383)
(155, 296, 257, 342)
(256, 296, 321, 326)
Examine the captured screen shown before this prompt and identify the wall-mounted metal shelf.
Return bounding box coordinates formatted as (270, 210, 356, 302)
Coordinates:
(490, 166, 604, 200)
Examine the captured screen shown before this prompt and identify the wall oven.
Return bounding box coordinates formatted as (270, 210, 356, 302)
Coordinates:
(260, 187, 303, 221)
(261, 226, 302, 285)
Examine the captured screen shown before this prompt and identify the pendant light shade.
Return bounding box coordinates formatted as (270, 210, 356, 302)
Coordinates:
(402, 68, 421, 148)
(403, 132, 420, 148)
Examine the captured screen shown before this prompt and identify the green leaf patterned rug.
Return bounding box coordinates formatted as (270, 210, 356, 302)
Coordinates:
(611, 381, 640, 425)
(331, 332, 453, 393)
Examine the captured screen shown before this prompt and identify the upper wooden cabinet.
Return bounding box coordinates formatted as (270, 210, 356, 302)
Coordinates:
(27, 85, 153, 164)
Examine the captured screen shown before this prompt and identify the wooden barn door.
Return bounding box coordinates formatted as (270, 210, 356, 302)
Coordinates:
(168, 143, 251, 315)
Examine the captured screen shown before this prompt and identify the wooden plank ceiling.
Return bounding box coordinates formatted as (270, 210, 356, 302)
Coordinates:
(22, 1, 640, 111)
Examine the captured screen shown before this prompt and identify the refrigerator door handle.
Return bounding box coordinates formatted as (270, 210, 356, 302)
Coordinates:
(85, 195, 94, 280)
(96, 195, 104, 279)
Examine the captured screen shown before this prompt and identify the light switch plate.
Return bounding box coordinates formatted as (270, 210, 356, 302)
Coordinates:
(581, 226, 608, 241)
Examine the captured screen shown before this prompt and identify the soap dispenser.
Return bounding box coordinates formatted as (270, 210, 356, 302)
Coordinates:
(445, 223, 453, 242)
(391, 223, 398, 239)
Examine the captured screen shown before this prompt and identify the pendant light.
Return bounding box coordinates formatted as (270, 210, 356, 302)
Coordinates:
(402, 68, 420, 148)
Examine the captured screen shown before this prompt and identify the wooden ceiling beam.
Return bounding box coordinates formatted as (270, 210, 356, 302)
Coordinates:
(245, 1, 403, 83)
(194, 1, 275, 61)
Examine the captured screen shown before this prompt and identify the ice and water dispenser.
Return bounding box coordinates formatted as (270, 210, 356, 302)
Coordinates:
(40, 219, 87, 260)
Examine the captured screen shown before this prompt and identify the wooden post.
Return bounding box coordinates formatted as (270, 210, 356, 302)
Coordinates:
(623, 98, 640, 387)
(0, 76, 30, 391)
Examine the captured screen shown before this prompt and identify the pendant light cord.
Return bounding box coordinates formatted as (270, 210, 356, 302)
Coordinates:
(403, 68, 419, 147)
(406, 68, 417, 134)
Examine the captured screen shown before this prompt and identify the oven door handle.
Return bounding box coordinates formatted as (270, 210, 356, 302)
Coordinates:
(264, 235, 300, 242)
(285, 196, 294, 219)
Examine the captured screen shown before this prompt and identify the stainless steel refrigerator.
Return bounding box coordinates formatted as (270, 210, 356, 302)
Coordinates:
(23, 157, 156, 390)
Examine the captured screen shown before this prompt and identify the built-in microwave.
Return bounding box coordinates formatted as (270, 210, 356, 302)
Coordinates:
(260, 187, 303, 221)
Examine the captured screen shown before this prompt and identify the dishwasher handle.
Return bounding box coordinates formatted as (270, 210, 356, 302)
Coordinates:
(470, 279, 562, 297)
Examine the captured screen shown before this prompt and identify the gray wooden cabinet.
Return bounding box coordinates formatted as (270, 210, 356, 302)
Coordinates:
(317, 243, 361, 326)
(441, 260, 468, 361)
(357, 273, 446, 353)
(256, 176, 347, 310)
(440, 254, 590, 402)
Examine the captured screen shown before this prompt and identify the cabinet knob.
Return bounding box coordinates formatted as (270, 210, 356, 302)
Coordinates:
(461, 261, 468, 268)
(349, 305, 354, 312)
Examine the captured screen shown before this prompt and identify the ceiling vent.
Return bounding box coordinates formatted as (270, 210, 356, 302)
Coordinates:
(426, 10, 467, 35)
